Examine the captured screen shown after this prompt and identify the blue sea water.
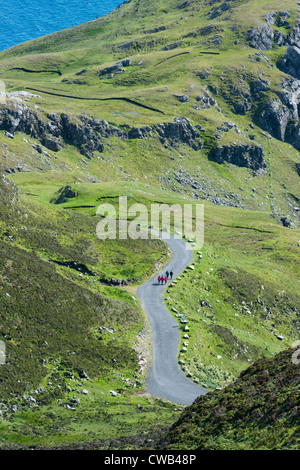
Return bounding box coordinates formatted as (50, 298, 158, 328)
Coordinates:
(0, 0, 122, 52)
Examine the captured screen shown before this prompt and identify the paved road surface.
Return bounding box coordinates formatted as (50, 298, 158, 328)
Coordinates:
(137, 233, 208, 406)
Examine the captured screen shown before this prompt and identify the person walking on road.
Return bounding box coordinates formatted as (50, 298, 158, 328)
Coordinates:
(166, 270, 169, 279)
(158, 275, 161, 284)
(170, 270, 173, 279)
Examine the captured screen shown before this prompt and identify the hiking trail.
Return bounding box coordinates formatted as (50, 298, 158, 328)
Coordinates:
(137, 233, 208, 406)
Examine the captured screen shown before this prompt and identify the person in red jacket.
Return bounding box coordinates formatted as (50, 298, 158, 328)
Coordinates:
(164, 276, 168, 283)
(158, 275, 161, 284)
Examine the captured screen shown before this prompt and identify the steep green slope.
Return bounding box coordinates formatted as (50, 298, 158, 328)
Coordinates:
(158, 347, 300, 450)
(0, 176, 178, 448)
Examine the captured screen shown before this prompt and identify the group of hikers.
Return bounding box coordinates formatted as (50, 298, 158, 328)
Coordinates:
(157, 270, 173, 284)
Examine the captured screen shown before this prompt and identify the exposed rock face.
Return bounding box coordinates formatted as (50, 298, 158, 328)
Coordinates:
(254, 78, 300, 151)
(276, 78, 300, 121)
(216, 120, 244, 136)
(265, 10, 290, 27)
(99, 58, 132, 76)
(175, 94, 190, 102)
(209, 143, 266, 172)
(52, 259, 96, 275)
(288, 21, 300, 47)
(41, 135, 63, 152)
(80, 115, 127, 140)
(248, 17, 300, 51)
(50, 185, 79, 204)
(274, 22, 300, 48)
(209, 0, 232, 20)
(155, 117, 203, 150)
(248, 24, 274, 51)
(60, 113, 104, 158)
(285, 121, 300, 152)
(195, 88, 220, 111)
(0, 100, 204, 158)
(255, 99, 291, 141)
(128, 126, 152, 139)
(128, 117, 203, 150)
(0, 101, 46, 138)
(183, 23, 223, 39)
(232, 94, 252, 115)
(162, 41, 182, 51)
(0, 102, 128, 158)
(280, 215, 292, 227)
(278, 46, 300, 80)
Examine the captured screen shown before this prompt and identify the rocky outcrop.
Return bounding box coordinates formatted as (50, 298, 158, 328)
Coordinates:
(232, 93, 252, 115)
(79, 115, 127, 140)
(174, 94, 190, 103)
(248, 24, 274, 51)
(216, 120, 244, 136)
(273, 21, 300, 48)
(60, 113, 104, 158)
(254, 98, 291, 141)
(276, 78, 300, 121)
(251, 77, 271, 98)
(208, 142, 266, 172)
(155, 117, 203, 150)
(0, 99, 205, 159)
(143, 25, 170, 35)
(41, 135, 63, 152)
(280, 215, 293, 227)
(128, 126, 152, 139)
(127, 117, 203, 150)
(162, 41, 182, 51)
(50, 185, 78, 204)
(248, 15, 300, 51)
(284, 121, 300, 152)
(0, 102, 127, 158)
(254, 78, 300, 151)
(209, 0, 232, 20)
(194, 88, 221, 112)
(52, 259, 96, 276)
(265, 10, 291, 27)
(0, 101, 47, 138)
(278, 46, 300, 80)
(288, 21, 300, 48)
(99, 58, 132, 76)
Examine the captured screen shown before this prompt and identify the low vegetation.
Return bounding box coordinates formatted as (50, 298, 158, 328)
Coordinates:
(158, 348, 300, 450)
(0, 0, 299, 450)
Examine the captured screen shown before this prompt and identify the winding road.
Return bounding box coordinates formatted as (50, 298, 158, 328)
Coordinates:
(137, 233, 208, 406)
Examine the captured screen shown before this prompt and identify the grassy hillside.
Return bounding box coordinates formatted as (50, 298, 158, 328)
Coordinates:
(158, 347, 300, 450)
(164, 205, 300, 389)
(0, 0, 299, 450)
